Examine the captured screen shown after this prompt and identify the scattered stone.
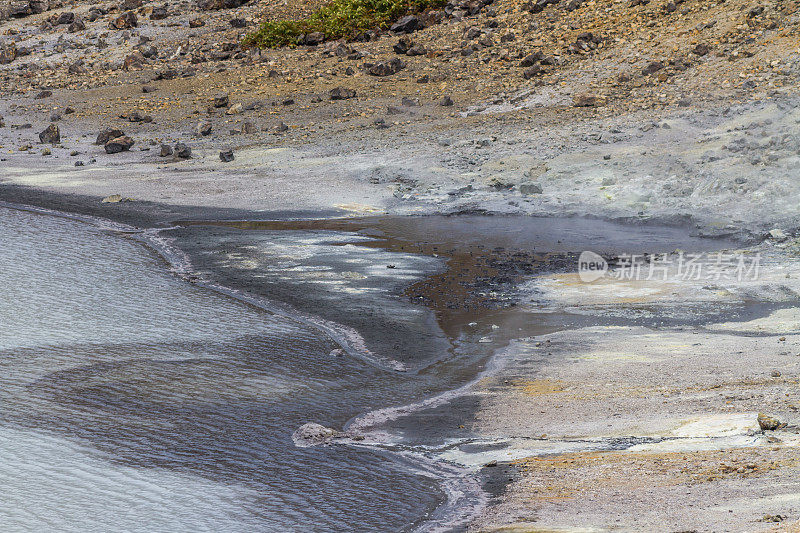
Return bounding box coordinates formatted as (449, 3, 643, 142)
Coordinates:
(219, 149, 234, 162)
(150, 6, 168, 20)
(126, 111, 152, 123)
(101, 194, 125, 203)
(197, 0, 249, 10)
(241, 121, 257, 134)
(96, 128, 125, 145)
(0, 44, 17, 65)
(41, 147, 51, 156)
(439, 95, 454, 106)
(300, 32, 325, 45)
(520, 51, 543, 67)
(368, 58, 405, 76)
(226, 103, 243, 115)
(174, 142, 191, 158)
(123, 51, 146, 70)
(693, 43, 710, 56)
(757, 413, 784, 431)
(189, 18, 205, 27)
(573, 93, 606, 107)
(519, 183, 543, 195)
(273, 121, 289, 132)
(390, 15, 421, 34)
(68, 17, 85, 32)
(394, 36, 413, 54)
(769, 228, 788, 242)
(142, 85, 157, 93)
(642, 61, 665, 75)
(213, 94, 229, 108)
(329, 87, 356, 100)
(484, 460, 498, 467)
(196, 121, 212, 136)
(35, 90, 53, 99)
(523, 64, 545, 79)
(159, 144, 173, 157)
(38, 123, 60, 144)
(110, 11, 137, 30)
(104, 135, 135, 153)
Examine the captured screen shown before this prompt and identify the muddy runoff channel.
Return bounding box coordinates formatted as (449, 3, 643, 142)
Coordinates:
(160, 214, 768, 529)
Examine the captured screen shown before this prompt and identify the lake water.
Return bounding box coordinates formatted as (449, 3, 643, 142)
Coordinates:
(0, 206, 447, 532)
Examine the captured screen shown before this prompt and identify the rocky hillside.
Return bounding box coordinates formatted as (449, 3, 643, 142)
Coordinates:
(1, 0, 798, 114)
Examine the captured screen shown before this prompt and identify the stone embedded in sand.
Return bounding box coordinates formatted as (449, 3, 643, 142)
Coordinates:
(150, 6, 168, 20)
(196, 121, 212, 136)
(123, 51, 146, 70)
(769, 228, 788, 242)
(110, 11, 137, 30)
(101, 194, 124, 203)
(213, 94, 229, 108)
(368, 58, 405, 77)
(520, 51, 543, 67)
(68, 60, 88, 74)
(54, 11, 74, 25)
(174, 142, 191, 158)
(523, 64, 545, 79)
(573, 93, 606, 107)
(127, 111, 152, 123)
(394, 36, 413, 54)
(104, 136, 135, 154)
(329, 87, 356, 100)
(197, 0, 248, 10)
(68, 17, 85, 32)
(38, 124, 60, 144)
(96, 128, 125, 145)
(219, 150, 234, 162)
(0, 44, 17, 65)
(519, 183, 544, 195)
(757, 413, 783, 431)
(642, 60, 665, 75)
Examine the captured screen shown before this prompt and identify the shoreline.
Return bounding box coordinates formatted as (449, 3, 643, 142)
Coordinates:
(0, 194, 500, 531)
(5, 186, 791, 531)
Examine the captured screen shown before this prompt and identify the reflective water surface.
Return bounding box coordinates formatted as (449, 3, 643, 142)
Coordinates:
(0, 206, 444, 532)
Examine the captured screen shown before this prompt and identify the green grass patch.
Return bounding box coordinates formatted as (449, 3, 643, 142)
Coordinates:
(243, 0, 445, 48)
